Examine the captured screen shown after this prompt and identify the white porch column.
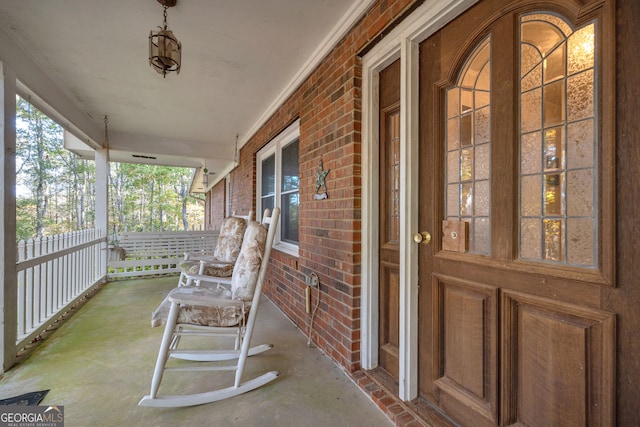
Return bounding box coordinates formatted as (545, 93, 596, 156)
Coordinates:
(0, 62, 17, 371)
(95, 146, 109, 276)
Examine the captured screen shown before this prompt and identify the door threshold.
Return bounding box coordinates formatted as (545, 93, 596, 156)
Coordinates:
(355, 368, 458, 427)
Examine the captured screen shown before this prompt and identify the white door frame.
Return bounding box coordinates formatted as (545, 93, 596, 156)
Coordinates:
(360, 0, 479, 401)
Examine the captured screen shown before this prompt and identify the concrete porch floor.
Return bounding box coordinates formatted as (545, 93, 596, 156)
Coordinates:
(0, 276, 394, 426)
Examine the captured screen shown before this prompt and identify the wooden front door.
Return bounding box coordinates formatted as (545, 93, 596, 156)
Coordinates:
(417, 0, 615, 425)
(378, 59, 401, 380)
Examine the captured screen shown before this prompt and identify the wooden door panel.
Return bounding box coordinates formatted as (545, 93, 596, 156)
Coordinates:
(502, 291, 615, 426)
(432, 275, 499, 425)
(379, 262, 400, 376)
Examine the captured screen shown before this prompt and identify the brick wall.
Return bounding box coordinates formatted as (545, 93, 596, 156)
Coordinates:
(206, 180, 226, 230)
(222, 0, 419, 372)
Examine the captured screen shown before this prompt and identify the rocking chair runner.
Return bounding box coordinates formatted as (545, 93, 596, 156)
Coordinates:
(139, 208, 280, 408)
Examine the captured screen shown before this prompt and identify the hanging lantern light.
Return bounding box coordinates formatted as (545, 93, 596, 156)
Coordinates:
(149, 0, 181, 77)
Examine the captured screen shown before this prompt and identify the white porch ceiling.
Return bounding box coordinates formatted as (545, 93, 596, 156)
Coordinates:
(0, 0, 373, 186)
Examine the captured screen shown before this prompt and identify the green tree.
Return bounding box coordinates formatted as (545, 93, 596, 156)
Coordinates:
(108, 163, 203, 239)
(16, 97, 203, 242)
(17, 97, 66, 237)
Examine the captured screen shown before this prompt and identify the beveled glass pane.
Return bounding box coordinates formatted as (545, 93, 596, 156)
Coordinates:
(543, 219, 563, 261)
(474, 180, 490, 216)
(461, 148, 473, 182)
(476, 90, 490, 109)
(461, 90, 473, 113)
(447, 118, 460, 151)
(520, 218, 542, 259)
(447, 88, 460, 118)
(567, 218, 595, 265)
(544, 44, 566, 83)
(567, 119, 594, 169)
(543, 173, 563, 216)
(447, 151, 459, 184)
(520, 21, 564, 56)
(521, 131, 542, 175)
(261, 154, 275, 196)
(474, 217, 490, 255)
(568, 24, 595, 75)
(521, 21, 565, 56)
(461, 183, 473, 216)
(521, 44, 542, 78)
(522, 14, 572, 37)
(474, 106, 490, 144)
(521, 174, 542, 216)
(567, 69, 594, 122)
(476, 63, 491, 91)
(461, 40, 490, 89)
(447, 184, 460, 217)
(475, 143, 490, 180)
(544, 80, 565, 127)
(544, 127, 563, 170)
(567, 169, 594, 217)
(522, 63, 542, 92)
(461, 114, 473, 147)
(521, 88, 542, 133)
(282, 139, 299, 192)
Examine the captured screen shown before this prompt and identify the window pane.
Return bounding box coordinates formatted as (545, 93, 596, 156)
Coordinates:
(567, 69, 594, 122)
(261, 154, 275, 197)
(261, 195, 275, 216)
(281, 192, 299, 243)
(521, 88, 542, 133)
(444, 36, 491, 255)
(282, 139, 299, 192)
(568, 24, 595, 74)
(544, 44, 566, 83)
(543, 80, 565, 127)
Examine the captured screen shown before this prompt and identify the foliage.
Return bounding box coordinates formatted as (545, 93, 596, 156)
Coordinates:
(16, 96, 95, 240)
(108, 162, 204, 243)
(15, 97, 204, 242)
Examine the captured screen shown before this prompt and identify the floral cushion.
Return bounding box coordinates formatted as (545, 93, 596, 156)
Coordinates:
(179, 260, 234, 277)
(232, 222, 268, 301)
(213, 216, 247, 263)
(151, 286, 249, 328)
(151, 222, 268, 328)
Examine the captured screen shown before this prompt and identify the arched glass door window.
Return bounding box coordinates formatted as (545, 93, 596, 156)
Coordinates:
(445, 36, 491, 255)
(519, 13, 596, 266)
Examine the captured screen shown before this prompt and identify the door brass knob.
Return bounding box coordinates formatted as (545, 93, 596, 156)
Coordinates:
(413, 231, 431, 245)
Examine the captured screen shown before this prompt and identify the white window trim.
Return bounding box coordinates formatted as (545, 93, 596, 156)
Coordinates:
(256, 119, 300, 257)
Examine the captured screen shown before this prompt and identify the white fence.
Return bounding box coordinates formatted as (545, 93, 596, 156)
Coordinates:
(107, 230, 218, 279)
(16, 228, 106, 349)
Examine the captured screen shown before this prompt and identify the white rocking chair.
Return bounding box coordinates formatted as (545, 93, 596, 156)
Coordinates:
(139, 208, 280, 408)
(177, 211, 253, 287)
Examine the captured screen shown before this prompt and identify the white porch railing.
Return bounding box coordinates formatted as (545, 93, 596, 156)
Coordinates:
(107, 230, 218, 279)
(15, 228, 106, 350)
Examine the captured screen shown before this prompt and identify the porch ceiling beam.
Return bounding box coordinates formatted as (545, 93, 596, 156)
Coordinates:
(108, 131, 233, 160)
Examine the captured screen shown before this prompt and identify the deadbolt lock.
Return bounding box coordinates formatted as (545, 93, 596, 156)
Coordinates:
(413, 231, 432, 245)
